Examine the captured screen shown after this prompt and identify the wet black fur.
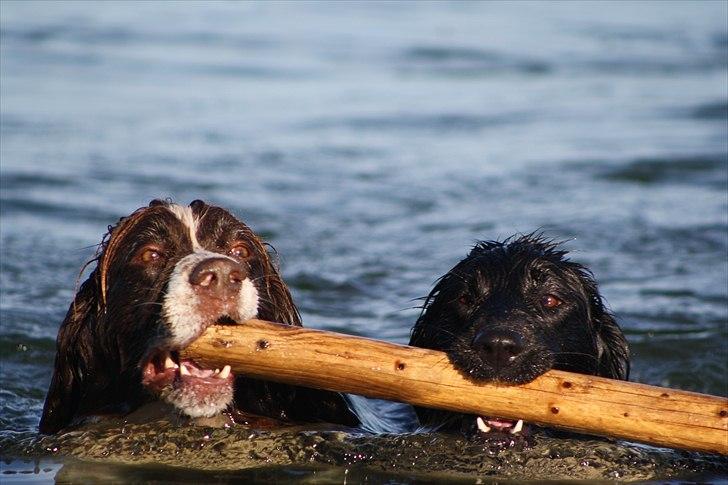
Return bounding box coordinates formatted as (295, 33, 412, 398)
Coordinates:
(39, 199, 357, 434)
(409, 235, 629, 431)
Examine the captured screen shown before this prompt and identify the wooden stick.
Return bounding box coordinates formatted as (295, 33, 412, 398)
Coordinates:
(183, 319, 728, 455)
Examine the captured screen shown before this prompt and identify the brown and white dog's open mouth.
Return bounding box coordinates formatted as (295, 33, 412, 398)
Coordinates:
(141, 347, 235, 418)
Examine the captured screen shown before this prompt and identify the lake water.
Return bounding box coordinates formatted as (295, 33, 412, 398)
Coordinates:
(1, 1, 726, 482)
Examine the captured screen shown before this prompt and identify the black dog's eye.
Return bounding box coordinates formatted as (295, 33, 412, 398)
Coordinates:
(458, 294, 470, 305)
(229, 242, 251, 259)
(541, 294, 562, 309)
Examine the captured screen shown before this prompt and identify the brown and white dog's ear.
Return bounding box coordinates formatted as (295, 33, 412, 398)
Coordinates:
(255, 260, 302, 326)
(241, 229, 302, 327)
(38, 273, 100, 434)
(39, 207, 150, 434)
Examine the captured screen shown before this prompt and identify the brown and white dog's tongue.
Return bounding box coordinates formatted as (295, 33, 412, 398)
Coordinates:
(476, 416, 524, 434)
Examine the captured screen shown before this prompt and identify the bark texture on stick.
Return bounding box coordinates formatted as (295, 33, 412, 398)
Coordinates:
(183, 319, 728, 455)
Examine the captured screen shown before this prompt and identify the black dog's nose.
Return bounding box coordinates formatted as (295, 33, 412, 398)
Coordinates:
(472, 328, 525, 370)
(189, 257, 245, 298)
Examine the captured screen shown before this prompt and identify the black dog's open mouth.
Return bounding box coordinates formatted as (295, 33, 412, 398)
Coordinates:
(476, 416, 526, 435)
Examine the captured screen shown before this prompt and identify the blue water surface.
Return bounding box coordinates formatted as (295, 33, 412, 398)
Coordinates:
(1, 1, 726, 482)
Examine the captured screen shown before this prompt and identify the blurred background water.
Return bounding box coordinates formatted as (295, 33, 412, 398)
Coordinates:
(0, 1, 726, 482)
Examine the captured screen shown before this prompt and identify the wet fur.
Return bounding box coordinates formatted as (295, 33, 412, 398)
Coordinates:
(409, 235, 629, 431)
(39, 199, 357, 433)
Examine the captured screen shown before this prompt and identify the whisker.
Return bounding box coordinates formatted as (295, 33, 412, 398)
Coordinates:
(131, 302, 164, 309)
(554, 351, 599, 363)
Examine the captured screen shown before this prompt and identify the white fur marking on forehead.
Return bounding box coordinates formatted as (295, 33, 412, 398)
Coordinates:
(167, 204, 201, 250)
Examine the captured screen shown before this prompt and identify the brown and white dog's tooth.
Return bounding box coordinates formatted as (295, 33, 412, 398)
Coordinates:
(218, 365, 231, 379)
(164, 354, 177, 369)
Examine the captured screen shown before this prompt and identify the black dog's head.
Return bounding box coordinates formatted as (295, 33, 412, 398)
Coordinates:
(409, 235, 629, 434)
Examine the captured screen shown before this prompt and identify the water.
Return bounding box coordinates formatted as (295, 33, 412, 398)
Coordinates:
(1, 1, 726, 482)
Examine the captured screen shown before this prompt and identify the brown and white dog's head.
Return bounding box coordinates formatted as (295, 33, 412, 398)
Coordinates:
(39, 199, 300, 434)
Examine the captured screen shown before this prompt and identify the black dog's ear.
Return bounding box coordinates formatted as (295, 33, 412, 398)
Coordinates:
(594, 308, 630, 380)
(580, 272, 630, 380)
(409, 272, 459, 350)
(39, 273, 99, 434)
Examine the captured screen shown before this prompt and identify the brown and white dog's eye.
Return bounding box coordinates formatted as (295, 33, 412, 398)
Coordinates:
(137, 245, 165, 264)
(229, 242, 251, 259)
(541, 294, 562, 308)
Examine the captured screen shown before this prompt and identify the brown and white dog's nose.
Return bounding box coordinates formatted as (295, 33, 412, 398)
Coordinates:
(472, 328, 525, 371)
(189, 257, 245, 299)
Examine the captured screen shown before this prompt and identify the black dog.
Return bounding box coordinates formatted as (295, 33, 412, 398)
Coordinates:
(409, 235, 629, 435)
(40, 200, 357, 433)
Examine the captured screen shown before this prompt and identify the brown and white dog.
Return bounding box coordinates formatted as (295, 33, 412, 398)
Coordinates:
(39, 199, 357, 433)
